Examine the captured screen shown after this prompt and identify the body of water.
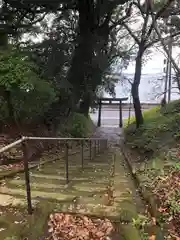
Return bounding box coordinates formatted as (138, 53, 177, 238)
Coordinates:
(91, 72, 180, 126)
(105, 72, 180, 103)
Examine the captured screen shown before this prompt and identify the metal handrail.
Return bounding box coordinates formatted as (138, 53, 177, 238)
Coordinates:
(0, 136, 106, 154)
(23, 136, 105, 140)
(0, 136, 108, 215)
(0, 138, 24, 154)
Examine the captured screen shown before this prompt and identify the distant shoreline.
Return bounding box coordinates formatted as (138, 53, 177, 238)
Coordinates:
(104, 72, 179, 103)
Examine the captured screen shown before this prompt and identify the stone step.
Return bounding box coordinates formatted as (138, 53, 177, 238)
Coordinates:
(0, 193, 38, 207)
(6, 179, 67, 190)
(0, 186, 75, 202)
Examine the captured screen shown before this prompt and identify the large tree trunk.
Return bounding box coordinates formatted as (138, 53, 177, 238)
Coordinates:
(0, 32, 8, 48)
(66, 0, 95, 110)
(131, 46, 144, 128)
(0, 88, 20, 130)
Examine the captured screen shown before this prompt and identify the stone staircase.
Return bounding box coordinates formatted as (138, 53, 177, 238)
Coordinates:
(0, 146, 143, 220)
(0, 128, 144, 239)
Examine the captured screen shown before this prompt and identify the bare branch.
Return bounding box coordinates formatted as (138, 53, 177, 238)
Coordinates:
(122, 23, 140, 45)
(155, 87, 180, 98)
(109, 2, 133, 30)
(141, 5, 150, 41)
(149, 7, 180, 74)
(145, 30, 180, 49)
(145, 0, 175, 39)
(110, 15, 129, 31)
(132, 1, 146, 19)
(17, 13, 47, 29)
(126, 77, 133, 85)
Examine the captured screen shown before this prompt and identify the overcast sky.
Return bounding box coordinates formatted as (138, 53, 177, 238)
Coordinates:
(124, 44, 180, 74)
(125, 52, 164, 74)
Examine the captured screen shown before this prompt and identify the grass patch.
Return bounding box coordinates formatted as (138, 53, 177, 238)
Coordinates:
(124, 101, 180, 154)
(124, 99, 180, 238)
(123, 105, 160, 128)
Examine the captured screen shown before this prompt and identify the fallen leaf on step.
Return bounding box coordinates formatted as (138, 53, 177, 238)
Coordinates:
(48, 213, 114, 239)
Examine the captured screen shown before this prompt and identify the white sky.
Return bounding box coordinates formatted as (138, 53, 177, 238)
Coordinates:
(125, 52, 164, 74)
(125, 45, 180, 74)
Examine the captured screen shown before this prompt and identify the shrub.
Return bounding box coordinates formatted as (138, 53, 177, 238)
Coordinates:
(0, 47, 57, 124)
(67, 113, 94, 138)
(160, 99, 180, 115)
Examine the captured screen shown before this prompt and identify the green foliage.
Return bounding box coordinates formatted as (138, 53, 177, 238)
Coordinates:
(11, 81, 57, 123)
(0, 0, 133, 130)
(67, 113, 94, 138)
(125, 101, 180, 153)
(0, 48, 57, 123)
(166, 191, 180, 215)
(0, 48, 38, 90)
(132, 214, 149, 229)
(124, 106, 160, 128)
(160, 99, 180, 115)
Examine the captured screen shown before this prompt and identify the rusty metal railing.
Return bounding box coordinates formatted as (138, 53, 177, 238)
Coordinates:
(0, 136, 108, 214)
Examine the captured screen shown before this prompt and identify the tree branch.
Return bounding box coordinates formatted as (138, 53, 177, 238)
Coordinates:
(155, 87, 180, 98)
(122, 23, 140, 45)
(145, 30, 180, 49)
(148, 6, 180, 74)
(15, 13, 47, 29)
(145, 0, 174, 39)
(141, 3, 150, 41)
(132, 1, 146, 19)
(109, 2, 133, 31)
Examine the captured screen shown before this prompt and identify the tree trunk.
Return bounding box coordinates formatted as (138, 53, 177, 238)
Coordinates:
(66, 0, 95, 110)
(0, 32, 8, 48)
(5, 90, 19, 126)
(1, 89, 20, 130)
(131, 47, 144, 128)
(79, 92, 91, 117)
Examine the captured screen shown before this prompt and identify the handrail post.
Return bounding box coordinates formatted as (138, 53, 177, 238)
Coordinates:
(119, 100, 123, 127)
(65, 141, 69, 184)
(97, 140, 99, 154)
(101, 140, 103, 152)
(103, 139, 105, 150)
(89, 140, 92, 160)
(106, 139, 108, 149)
(94, 140, 96, 157)
(98, 140, 100, 154)
(97, 99, 102, 127)
(22, 141, 33, 215)
(81, 140, 84, 169)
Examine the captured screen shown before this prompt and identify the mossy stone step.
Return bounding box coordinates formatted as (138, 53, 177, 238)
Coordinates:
(73, 182, 107, 192)
(30, 173, 68, 180)
(0, 193, 38, 207)
(0, 186, 75, 201)
(5, 179, 66, 190)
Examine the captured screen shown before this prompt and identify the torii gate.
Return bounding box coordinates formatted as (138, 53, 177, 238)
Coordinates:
(97, 97, 128, 127)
